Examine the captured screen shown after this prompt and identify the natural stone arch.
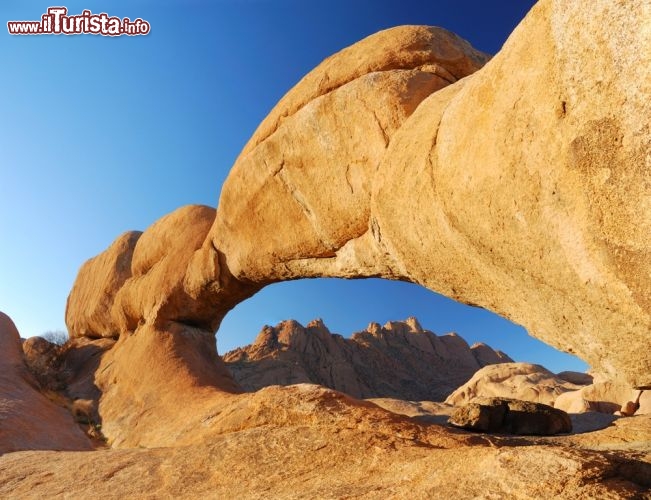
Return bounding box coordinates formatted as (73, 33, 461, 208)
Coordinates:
(67, 25, 492, 372)
(66, 1, 651, 449)
(208, 2, 650, 389)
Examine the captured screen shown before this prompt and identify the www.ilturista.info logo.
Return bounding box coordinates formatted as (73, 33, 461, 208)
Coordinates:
(7, 7, 150, 36)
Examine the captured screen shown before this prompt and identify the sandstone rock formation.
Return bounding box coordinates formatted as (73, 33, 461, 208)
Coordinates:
(208, 0, 651, 389)
(65, 206, 258, 340)
(224, 317, 512, 400)
(60, 25, 497, 449)
(449, 363, 651, 416)
(0, 313, 92, 454)
(22, 335, 64, 390)
(445, 362, 587, 407)
(555, 371, 594, 386)
(4, 0, 651, 497)
(2, 308, 650, 497)
(65, 230, 141, 339)
(60, 7, 649, 452)
(448, 397, 573, 435)
(212, 26, 490, 286)
(555, 380, 651, 415)
(2, 418, 650, 498)
(369, 0, 651, 389)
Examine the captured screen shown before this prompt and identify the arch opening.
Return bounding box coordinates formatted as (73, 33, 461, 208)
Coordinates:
(219, 277, 588, 373)
(218, 277, 588, 400)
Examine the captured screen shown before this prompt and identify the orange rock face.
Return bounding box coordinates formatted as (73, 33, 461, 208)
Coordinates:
(65, 230, 141, 339)
(555, 379, 651, 415)
(64, 7, 651, 411)
(212, 26, 489, 283)
(0, 313, 92, 454)
(211, 2, 651, 388)
(445, 362, 586, 407)
(69, 4, 649, 389)
(5, 1, 651, 496)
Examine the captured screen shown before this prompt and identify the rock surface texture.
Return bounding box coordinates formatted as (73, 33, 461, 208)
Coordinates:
(207, 1, 651, 389)
(555, 379, 651, 415)
(368, 1, 651, 389)
(64, 1, 650, 392)
(445, 362, 587, 407)
(3, 417, 651, 498)
(2, 310, 650, 498)
(4, 0, 651, 497)
(448, 397, 573, 435)
(0, 313, 92, 454)
(224, 317, 512, 400)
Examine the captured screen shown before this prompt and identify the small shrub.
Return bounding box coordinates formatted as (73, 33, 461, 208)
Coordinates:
(41, 330, 69, 346)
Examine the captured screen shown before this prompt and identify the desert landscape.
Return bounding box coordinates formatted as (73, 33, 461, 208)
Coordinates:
(2, 0, 651, 497)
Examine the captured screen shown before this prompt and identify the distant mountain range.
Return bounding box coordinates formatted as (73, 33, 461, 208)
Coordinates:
(224, 317, 512, 401)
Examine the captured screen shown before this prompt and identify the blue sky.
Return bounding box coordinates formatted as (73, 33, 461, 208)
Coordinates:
(0, 1, 588, 373)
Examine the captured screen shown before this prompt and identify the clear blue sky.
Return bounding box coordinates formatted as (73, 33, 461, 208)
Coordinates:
(0, 1, 587, 373)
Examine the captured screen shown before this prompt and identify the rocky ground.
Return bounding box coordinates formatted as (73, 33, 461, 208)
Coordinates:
(1, 398, 650, 498)
(2, 310, 650, 498)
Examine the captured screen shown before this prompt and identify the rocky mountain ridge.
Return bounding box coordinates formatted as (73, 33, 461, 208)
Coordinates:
(224, 317, 512, 401)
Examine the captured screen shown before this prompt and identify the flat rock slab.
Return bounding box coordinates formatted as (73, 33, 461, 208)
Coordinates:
(448, 397, 572, 435)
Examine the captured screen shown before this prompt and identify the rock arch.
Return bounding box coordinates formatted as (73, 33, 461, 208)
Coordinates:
(65, 1, 651, 448)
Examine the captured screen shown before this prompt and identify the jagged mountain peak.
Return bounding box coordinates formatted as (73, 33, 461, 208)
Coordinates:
(224, 318, 512, 401)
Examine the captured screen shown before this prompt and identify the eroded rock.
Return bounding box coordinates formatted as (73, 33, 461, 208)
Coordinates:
(65, 231, 141, 339)
(372, 0, 651, 388)
(3, 417, 650, 498)
(62, 0, 651, 452)
(449, 397, 572, 435)
(555, 380, 651, 415)
(209, 1, 651, 387)
(445, 362, 586, 407)
(4, 3, 651, 497)
(0, 312, 92, 453)
(22, 336, 63, 391)
(212, 26, 489, 283)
